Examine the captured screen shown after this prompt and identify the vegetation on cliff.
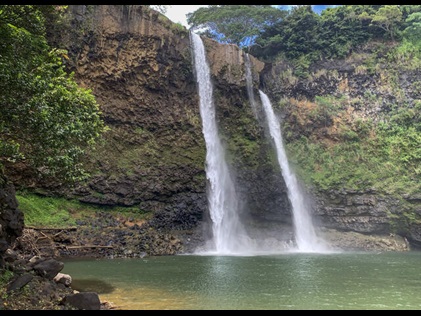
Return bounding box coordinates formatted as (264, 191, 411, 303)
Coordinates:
(1, 5, 421, 309)
(2, 4, 420, 244)
(187, 5, 421, 233)
(2, 4, 419, 232)
(188, 5, 421, 192)
(283, 91, 421, 195)
(16, 191, 150, 228)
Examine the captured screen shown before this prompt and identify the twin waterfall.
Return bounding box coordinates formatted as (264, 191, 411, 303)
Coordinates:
(190, 32, 254, 255)
(258, 91, 328, 252)
(191, 32, 328, 255)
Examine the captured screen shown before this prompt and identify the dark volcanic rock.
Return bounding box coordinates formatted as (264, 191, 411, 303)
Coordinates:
(62, 292, 101, 310)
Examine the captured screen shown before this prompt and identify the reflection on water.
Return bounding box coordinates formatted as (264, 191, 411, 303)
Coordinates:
(62, 252, 421, 310)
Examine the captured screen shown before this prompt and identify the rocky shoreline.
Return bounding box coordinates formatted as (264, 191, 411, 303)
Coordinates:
(1, 210, 199, 310)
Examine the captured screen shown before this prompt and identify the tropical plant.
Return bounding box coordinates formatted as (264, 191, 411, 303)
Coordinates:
(0, 5, 106, 184)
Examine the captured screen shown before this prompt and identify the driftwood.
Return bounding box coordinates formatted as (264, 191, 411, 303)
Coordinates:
(25, 226, 77, 231)
(63, 245, 114, 249)
(22, 227, 114, 254)
(16, 228, 59, 257)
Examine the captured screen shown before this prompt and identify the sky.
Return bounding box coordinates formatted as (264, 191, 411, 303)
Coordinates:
(163, 5, 208, 27)
(163, 5, 338, 28)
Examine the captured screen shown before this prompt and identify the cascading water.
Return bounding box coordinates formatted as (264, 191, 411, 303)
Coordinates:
(244, 53, 258, 118)
(258, 90, 329, 252)
(190, 31, 254, 255)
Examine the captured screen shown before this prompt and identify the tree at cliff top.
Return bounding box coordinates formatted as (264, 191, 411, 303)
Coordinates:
(0, 5, 106, 186)
(186, 5, 288, 48)
(251, 5, 421, 66)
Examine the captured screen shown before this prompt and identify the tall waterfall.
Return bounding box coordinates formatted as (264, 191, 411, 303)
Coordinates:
(190, 32, 254, 255)
(244, 53, 258, 118)
(259, 90, 329, 252)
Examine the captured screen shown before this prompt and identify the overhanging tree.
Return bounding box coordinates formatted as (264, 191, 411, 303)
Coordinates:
(0, 5, 106, 185)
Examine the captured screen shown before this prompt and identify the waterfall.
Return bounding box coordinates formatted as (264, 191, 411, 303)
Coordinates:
(244, 53, 258, 118)
(259, 90, 329, 253)
(190, 31, 254, 255)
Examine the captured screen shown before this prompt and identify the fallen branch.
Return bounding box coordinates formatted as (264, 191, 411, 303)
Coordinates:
(63, 245, 114, 249)
(25, 226, 77, 231)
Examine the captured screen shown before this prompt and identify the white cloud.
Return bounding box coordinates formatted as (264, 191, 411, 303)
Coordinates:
(163, 5, 209, 28)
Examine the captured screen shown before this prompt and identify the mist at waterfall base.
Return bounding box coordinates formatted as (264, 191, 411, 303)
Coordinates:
(191, 32, 332, 256)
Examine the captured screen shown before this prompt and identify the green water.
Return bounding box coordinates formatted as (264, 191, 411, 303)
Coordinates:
(61, 251, 421, 310)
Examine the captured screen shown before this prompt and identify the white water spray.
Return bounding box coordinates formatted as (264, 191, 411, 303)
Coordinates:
(259, 90, 329, 252)
(190, 32, 254, 255)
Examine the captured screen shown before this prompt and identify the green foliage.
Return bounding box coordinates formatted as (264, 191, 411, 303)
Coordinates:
(170, 21, 187, 34)
(371, 5, 403, 41)
(378, 124, 421, 172)
(226, 133, 260, 168)
(253, 5, 320, 63)
(250, 5, 421, 64)
(185, 5, 421, 70)
(184, 5, 421, 65)
(340, 128, 360, 142)
(292, 55, 313, 79)
(0, 269, 14, 301)
(311, 95, 342, 124)
(16, 192, 151, 228)
(187, 5, 287, 48)
(353, 117, 373, 136)
(403, 12, 421, 44)
(16, 193, 77, 228)
(0, 5, 46, 36)
(285, 94, 421, 195)
(388, 39, 421, 70)
(0, 5, 106, 184)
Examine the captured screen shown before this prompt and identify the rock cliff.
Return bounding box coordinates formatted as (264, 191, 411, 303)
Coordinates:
(261, 42, 421, 248)
(4, 5, 420, 252)
(58, 5, 294, 249)
(0, 174, 24, 268)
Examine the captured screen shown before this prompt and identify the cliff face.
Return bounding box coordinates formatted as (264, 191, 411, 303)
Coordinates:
(62, 5, 207, 234)
(6, 5, 419, 251)
(58, 5, 293, 244)
(261, 44, 421, 248)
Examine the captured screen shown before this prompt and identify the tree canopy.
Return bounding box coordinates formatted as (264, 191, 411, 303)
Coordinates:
(371, 5, 403, 41)
(0, 5, 106, 184)
(187, 5, 287, 48)
(185, 5, 421, 66)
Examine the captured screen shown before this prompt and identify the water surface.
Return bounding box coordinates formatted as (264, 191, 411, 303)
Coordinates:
(62, 251, 421, 310)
